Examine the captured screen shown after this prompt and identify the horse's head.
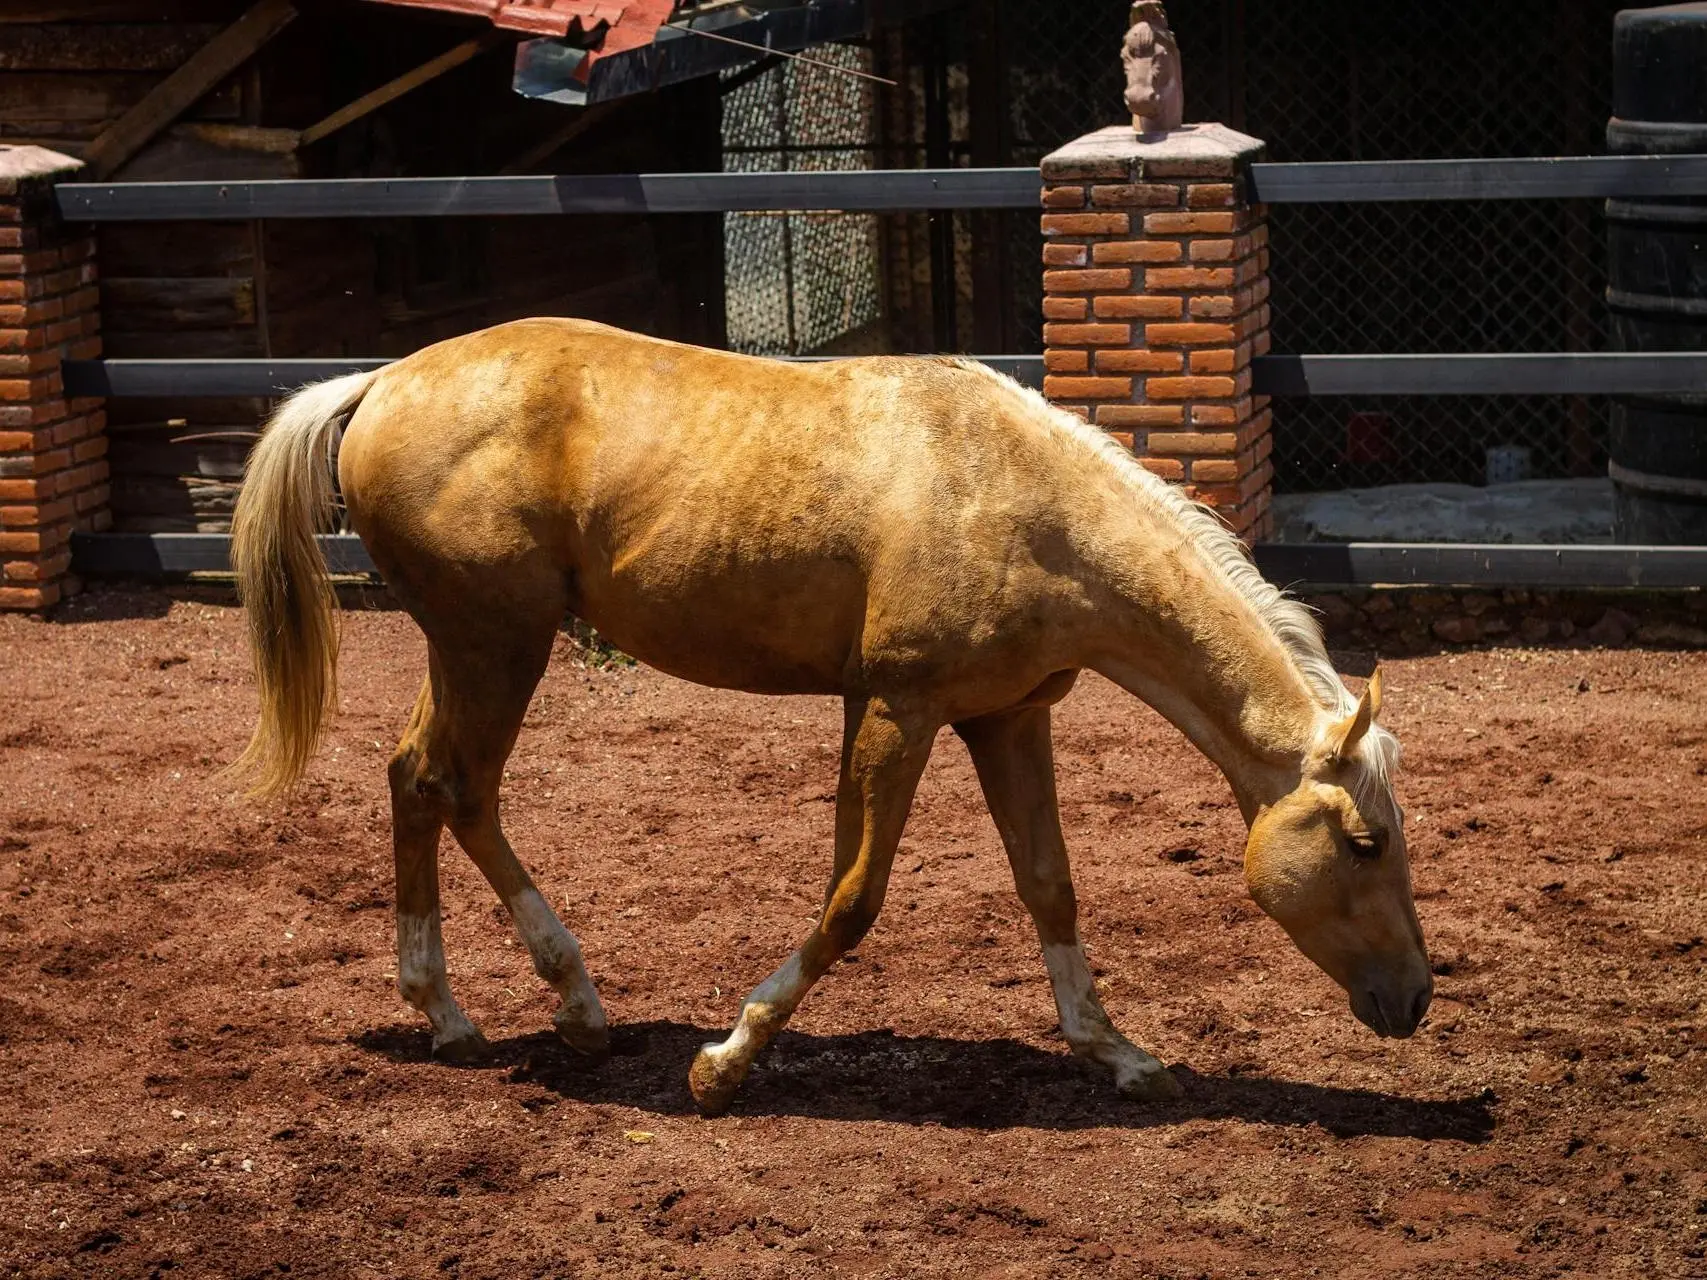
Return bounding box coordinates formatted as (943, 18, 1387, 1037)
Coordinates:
(1243, 670, 1432, 1038)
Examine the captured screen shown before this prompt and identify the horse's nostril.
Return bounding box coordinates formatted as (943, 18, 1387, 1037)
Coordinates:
(1408, 986, 1431, 1028)
(1354, 989, 1389, 1036)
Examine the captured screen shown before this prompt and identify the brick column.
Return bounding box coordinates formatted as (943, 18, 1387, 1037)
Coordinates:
(1039, 124, 1273, 540)
(0, 146, 105, 611)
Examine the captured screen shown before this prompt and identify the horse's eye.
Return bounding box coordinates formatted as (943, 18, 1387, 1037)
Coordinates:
(1346, 833, 1382, 860)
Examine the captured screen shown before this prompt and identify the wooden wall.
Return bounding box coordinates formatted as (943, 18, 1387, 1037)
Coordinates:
(1, 0, 725, 532)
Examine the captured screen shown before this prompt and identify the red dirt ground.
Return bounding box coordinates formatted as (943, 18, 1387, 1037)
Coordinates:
(1, 586, 1704, 1279)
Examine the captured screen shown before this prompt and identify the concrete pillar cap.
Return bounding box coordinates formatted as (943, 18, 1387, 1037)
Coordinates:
(1042, 123, 1264, 182)
(0, 146, 83, 194)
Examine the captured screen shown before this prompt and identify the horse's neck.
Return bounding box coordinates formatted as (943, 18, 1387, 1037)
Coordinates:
(1077, 495, 1324, 820)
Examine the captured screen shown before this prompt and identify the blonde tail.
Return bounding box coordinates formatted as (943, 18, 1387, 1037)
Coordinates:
(228, 370, 378, 797)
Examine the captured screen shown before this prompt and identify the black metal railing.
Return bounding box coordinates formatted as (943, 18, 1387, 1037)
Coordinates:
(53, 155, 1707, 589)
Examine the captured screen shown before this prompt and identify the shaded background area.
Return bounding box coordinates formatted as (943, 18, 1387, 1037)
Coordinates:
(0, 0, 1649, 529)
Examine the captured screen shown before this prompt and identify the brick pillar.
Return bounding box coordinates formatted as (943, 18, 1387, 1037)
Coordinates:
(1039, 124, 1273, 540)
(0, 146, 105, 611)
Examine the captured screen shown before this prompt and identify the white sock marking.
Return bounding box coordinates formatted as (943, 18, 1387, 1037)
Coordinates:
(510, 887, 602, 1025)
(397, 912, 475, 1038)
(1043, 941, 1101, 1045)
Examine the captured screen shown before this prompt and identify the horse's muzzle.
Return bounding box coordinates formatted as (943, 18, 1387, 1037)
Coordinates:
(1350, 973, 1433, 1039)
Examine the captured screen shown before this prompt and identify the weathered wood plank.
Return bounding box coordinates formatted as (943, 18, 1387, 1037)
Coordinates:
(100, 326, 264, 358)
(114, 123, 300, 181)
(97, 220, 253, 276)
(255, 219, 380, 357)
(107, 395, 268, 426)
(0, 23, 222, 70)
(109, 437, 250, 478)
(102, 276, 256, 329)
(0, 4, 239, 21)
(0, 131, 95, 152)
(174, 121, 296, 151)
(81, 0, 296, 179)
(110, 471, 238, 520)
(107, 515, 235, 533)
(0, 71, 239, 123)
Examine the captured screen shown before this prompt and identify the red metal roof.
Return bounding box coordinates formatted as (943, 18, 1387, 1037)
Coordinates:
(365, 0, 677, 49)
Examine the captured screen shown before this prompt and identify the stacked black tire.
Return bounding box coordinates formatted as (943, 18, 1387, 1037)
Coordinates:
(1607, 4, 1707, 543)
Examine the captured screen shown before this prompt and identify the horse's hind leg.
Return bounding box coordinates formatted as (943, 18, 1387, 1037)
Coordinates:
(394, 597, 607, 1058)
(956, 705, 1181, 1102)
(450, 626, 612, 1059)
(448, 787, 609, 1058)
(390, 678, 486, 1061)
(688, 696, 936, 1115)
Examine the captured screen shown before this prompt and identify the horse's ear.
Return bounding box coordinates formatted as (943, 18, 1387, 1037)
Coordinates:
(1327, 667, 1381, 760)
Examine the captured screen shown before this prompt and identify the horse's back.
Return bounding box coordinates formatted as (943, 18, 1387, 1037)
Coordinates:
(338, 319, 1079, 697)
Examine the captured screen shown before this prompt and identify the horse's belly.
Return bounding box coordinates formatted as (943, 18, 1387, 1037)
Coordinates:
(572, 560, 862, 695)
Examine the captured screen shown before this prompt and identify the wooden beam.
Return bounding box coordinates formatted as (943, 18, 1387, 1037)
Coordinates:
(299, 34, 502, 148)
(177, 123, 301, 154)
(80, 0, 298, 180)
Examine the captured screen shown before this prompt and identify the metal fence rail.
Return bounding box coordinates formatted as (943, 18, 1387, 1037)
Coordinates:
(1248, 154, 1707, 202)
(1250, 353, 1707, 398)
(62, 355, 1047, 397)
(50, 155, 1707, 589)
(54, 169, 1043, 219)
(69, 532, 1707, 591)
(52, 153, 1707, 220)
(62, 352, 1707, 400)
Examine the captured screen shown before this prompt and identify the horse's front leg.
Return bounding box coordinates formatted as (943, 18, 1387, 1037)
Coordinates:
(956, 705, 1182, 1102)
(689, 696, 935, 1116)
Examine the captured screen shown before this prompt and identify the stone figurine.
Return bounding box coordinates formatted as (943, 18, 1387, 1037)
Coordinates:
(1122, 1, 1183, 135)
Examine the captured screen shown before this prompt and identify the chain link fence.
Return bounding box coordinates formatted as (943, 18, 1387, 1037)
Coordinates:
(1246, 0, 1621, 494)
(721, 44, 885, 356)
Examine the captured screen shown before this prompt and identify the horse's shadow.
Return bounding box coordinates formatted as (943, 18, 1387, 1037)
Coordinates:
(353, 1019, 1493, 1142)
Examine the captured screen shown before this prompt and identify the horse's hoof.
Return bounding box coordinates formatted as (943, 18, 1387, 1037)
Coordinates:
(687, 1043, 743, 1117)
(554, 1009, 611, 1060)
(1116, 1063, 1183, 1102)
(431, 1026, 490, 1064)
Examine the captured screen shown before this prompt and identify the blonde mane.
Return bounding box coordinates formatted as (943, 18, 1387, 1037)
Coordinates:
(953, 359, 1399, 789)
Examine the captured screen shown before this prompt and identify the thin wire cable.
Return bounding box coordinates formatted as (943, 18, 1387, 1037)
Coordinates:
(681, 24, 897, 86)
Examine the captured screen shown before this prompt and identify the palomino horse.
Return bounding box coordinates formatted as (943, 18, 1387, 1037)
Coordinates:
(231, 318, 1431, 1114)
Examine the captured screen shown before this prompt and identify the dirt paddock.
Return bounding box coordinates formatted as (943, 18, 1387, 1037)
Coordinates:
(1, 587, 1703, 1278)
